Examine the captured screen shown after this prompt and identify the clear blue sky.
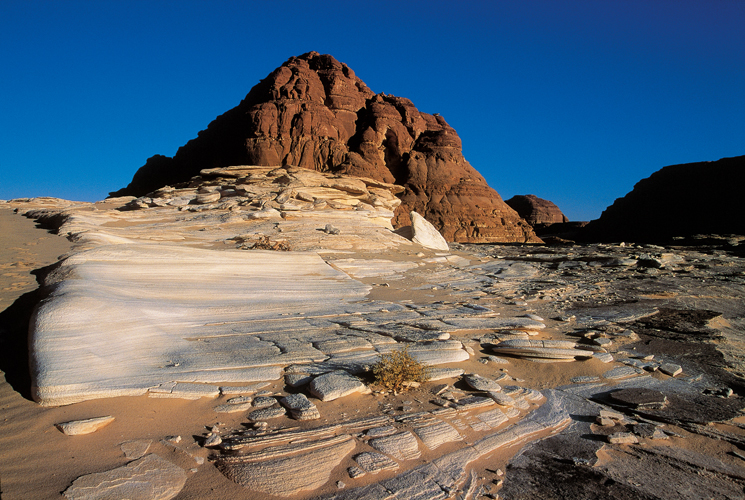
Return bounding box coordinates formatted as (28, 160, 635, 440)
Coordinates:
(1, 1, 743, 221)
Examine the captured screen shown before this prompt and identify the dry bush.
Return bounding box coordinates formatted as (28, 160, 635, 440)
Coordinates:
(249, 235, 291, 251)
(372, 347, 428, 392)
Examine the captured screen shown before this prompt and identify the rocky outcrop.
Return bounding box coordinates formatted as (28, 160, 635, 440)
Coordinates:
(505, 194, 568, 226)
(580, 155, 745, 243)
(110, 52, 538, 243)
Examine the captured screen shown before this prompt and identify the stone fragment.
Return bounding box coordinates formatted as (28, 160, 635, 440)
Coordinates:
(252, 396, 278, 408)
(248, 406, 286, 421)
(487, 391, 516, 407)
(463, 373, 502, 392)
(214, 401, 253, 413)
(347, 466, 365, 479)
(607, 432, 639, 445)
(285, 373, 313, 387)
(280, 393, 321, 420)
(309, 370, 369, 401)
(603, 366, 642, 380)
(55, 416, 115, 436)
(425, 367, 465, 381)
(120, 440, 152, 460)
(203, 433, 222, 447)
(593, 352, 614, 363)
(659, 363, 683, 377)
(369, 431, 421, 460)
(64, 454, 186, 500)
(409, 211, 449, 251)
(354, 452, 399, 473)
(570, 375, 601, 383)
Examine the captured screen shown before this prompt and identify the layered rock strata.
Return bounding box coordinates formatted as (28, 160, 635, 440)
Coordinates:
(505, 194, 568, 226)
(111, 52, 538, 243)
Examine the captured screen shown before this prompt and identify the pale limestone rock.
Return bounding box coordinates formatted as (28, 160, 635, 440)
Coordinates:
(121, 440, 152, 460)
(30, 245, 368, 406)
(603, 366, 643, 380)
(64, 454, 186, 500)
(477, 408, 509, 428)
(410, 211, 449, 251)
(413, 421, 462, 450)
(369, 431, 421, 460)
(309, 370, 369, 401)
(487, 391, 516, 407)
(248, 406, 286, 421)
(463, 374, 502, 392)
(217, 435, 355, 497)
(252, 396, 278, 408)
(354, 452, 399, 473)
(55, 416, 115, 436)
(280, 393, 321, 420)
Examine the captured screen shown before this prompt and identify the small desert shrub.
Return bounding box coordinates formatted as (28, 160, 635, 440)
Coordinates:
(249, 235, 291, 251)
(372, 347, 428, 392)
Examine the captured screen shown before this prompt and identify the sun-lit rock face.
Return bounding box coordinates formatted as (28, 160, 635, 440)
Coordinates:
(111, 52, 539, 243)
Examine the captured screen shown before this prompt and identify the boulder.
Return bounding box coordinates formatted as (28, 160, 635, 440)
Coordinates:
(110, 52, 538, 244)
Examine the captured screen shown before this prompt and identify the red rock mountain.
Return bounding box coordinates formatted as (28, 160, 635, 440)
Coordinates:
(111, 52, 538, 243)
(505, 195, 568, 226)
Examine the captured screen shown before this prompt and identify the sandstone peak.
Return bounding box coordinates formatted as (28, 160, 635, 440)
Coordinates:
(111, 52, 538, 243)
(505, 194, 568, 226)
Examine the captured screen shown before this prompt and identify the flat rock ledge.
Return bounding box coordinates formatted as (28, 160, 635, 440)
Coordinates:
(64, 454, 186, 500)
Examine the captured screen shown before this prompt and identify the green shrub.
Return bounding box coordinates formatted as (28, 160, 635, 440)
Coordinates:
(371, 347, 428, 392)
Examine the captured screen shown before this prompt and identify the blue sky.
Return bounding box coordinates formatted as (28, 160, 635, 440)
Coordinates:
(1, 1, 743, 221)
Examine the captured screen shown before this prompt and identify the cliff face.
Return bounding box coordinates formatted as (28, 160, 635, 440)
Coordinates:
(580, 155, 745, 243)
(111, 52, 538, 243)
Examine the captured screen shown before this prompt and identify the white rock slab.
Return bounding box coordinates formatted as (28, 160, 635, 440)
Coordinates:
(309, 370, 369, 401)
(55, 416, 115, 436)
(30, 244, 370, 406)
(63, 454, 186, 500)
(410, 211, 449, 251)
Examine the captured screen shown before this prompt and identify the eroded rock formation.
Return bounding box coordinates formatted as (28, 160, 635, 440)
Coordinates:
(505, 194, 568, 226)
(110, 52, 538, 243)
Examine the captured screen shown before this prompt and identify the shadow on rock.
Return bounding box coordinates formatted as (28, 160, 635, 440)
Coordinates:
(0, 289, 38, 400)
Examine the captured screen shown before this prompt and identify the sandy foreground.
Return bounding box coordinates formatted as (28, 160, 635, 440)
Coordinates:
(1, 182, 744, 499)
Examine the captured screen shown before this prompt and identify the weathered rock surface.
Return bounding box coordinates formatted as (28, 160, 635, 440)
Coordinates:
(580, 155, 745, 243)
(505, 194, 569, 226)
(64, 454, 186, 500)
(110, 52, 538, 243)
(217, 435, 356, 497)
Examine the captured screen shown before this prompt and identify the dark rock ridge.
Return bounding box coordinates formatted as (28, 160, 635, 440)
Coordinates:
(580, 155, 745, 243)
(505, 194, 568, 226)
(110, 52, 538, 243)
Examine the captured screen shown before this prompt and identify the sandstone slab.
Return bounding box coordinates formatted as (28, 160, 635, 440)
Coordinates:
(64, 454, 186, 500)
